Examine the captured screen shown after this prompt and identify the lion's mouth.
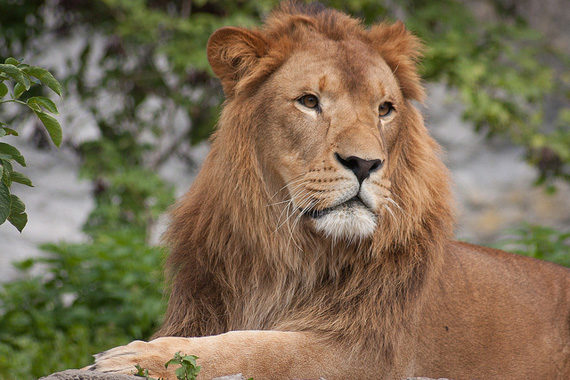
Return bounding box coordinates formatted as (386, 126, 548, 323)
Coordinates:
(307, 196, 368, 219)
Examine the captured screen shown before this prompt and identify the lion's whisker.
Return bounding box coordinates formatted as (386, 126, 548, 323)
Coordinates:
(266, 182, 311, 207)
(288, 198, 316, 252)
(271, 181, 311, 210)
(277, 189, 309, 232)
(383, 204, 396, 224)
(277, 201, 296, 231)
(268, 175, 308, 201)
(266, 199, 292, 207)
(271, 174, 305, 195)
(385, 197, 406, 216)
(285, 195, 313, 251)
(275, 200, 294, 232)
(274, 183, 311, 228)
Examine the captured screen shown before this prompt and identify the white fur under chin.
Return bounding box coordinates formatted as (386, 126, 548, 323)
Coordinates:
(313, 206, 377, 242)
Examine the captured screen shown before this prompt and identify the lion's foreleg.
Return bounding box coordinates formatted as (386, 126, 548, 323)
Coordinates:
(89, 330, 356, 379)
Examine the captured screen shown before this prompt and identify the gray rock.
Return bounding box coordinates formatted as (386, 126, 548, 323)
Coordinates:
(39, 369, 138, 380)
(40, 370, 447, 380)
(212, 375, 246, 380)
(39, 370, 247, 380)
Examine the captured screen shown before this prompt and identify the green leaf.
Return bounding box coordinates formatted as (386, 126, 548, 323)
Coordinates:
(4, 57, 19, 66)
(11, 171, 33, 187)
(13, 257, 34, 270)
(0, 158, 13, 187)
(9, 194, 25, 213)
(165, 358, 178, 369)
(26, 100, 41, 112)
(2, 127, 18, 136)
(175, 367, 186, 380)
(35, 111, 62, 147)
(1, 158, 13, 174)
(0, 64, 30, 90)
(0, 182, 11, 224)
(0, 82, 7, 98)
(28, 96, 59, 114)
(8, 194, 27, 232)
(0, 142, 26, 166)
(14, 82, 26, 99)
(0, 153, 14, 162)
(1, 171, 10, 188)
(0, 128, 5, 137)
(164, 352, 200, 380)
(24, 66, 63, 96)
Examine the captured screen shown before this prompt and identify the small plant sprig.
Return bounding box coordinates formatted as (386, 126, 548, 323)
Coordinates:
(0, 57, 63, 231)
(134, 364, 159, 380)
(165, 352, 201, 380)
(132, 352, 201, 380)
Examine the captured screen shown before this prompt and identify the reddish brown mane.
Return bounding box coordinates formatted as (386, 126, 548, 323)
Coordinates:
(157, 2, 454, 363)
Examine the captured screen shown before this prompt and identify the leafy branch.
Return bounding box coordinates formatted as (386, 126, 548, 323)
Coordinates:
(134, 364, 157, 380)
(132, 352, 201, 380)
(165, 352, 201, 380)
(0, 57, 63, 231)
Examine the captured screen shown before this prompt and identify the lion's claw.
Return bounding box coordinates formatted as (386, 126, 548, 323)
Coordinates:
(89, 340, 177, 379)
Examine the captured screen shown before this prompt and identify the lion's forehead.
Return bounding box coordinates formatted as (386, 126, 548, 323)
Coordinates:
(275, 39, 398, 99)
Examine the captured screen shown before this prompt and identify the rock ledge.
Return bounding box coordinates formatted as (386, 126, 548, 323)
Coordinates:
(40, 370, 246, 380)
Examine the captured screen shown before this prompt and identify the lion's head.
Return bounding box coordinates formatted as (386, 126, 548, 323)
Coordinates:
(160, 3, 455, 346)
(202, 2, 453, 247)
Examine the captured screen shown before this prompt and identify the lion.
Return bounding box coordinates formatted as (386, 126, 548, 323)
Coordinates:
(90, 3, 570, 379)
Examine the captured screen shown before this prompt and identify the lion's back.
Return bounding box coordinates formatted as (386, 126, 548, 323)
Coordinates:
(412, 241, 570, 378)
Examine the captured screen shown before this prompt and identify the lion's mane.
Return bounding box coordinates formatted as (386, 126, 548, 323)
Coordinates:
(157, 2, 454, 363)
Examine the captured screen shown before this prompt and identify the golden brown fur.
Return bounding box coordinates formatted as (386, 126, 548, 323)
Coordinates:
(92, 3, 569, 379)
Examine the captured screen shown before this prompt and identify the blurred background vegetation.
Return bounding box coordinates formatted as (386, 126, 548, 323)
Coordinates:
(0, 0, 568, 378)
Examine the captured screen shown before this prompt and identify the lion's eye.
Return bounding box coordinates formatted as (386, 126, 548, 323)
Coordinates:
(379, 102, 394, 117)
(298, 95, 320, 110)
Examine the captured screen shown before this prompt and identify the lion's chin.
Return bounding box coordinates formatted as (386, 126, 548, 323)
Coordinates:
(311, 201, 377, 242)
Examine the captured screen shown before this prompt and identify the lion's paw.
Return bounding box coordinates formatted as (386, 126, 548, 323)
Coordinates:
(86, 340, 173, 379)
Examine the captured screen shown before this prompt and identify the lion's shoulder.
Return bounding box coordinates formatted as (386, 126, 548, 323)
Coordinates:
(442, 240, 569, 302)
(450, 240, 568, 272)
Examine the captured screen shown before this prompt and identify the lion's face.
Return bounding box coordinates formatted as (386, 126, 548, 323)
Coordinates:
(207, 12, 429, 244)
(256, 38, 403, 241)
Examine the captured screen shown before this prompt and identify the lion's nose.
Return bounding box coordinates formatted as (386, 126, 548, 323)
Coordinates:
(335, 153, 383, 184)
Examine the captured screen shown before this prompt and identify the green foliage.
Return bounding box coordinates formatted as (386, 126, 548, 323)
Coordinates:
(132, 352, 201, 380)
(0, 49, 173, 378)
(0, 57, 62, 231)
(165, 352, 201, 380)
(402, 0, 569, 183)
(1, 8, 176, 374)
(0, 230, 166, 379)
(78, 136, 175, 236)
(495, 224, 570, 267)
(134, 364, 157, 379)
(0, 324, 127, 380)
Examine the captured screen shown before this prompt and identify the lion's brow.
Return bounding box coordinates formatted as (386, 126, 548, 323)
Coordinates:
(335, 47, 372, 95)
(319, 75, 328, 92)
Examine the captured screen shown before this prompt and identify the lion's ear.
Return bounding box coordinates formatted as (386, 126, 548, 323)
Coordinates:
(369, 21, 425, 102)
(207, 26, 268, 96)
